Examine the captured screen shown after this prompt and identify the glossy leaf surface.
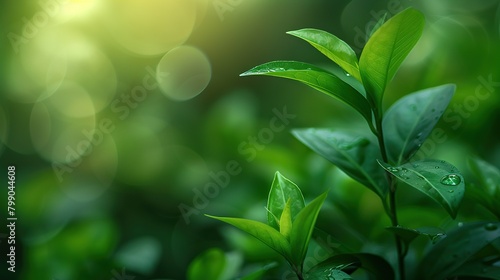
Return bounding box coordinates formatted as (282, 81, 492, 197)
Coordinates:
(287, 28, 361, 82)
(383, 84, 455, 164)
(267, 172, 305, 230)
(206, 216, 291, 261)
(418, 222, 500, 279)
(293, 129, 387, 198)
(380, 159, 464, 218)
(290, 192, 328, 266)
(241, 61, 372, 124)
(359, 8, 425, 107)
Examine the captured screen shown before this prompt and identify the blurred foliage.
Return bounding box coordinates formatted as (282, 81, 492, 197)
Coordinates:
(0, 0, 500, 279)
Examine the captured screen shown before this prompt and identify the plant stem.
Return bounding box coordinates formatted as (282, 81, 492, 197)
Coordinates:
(374, 110, 406, 280)
(293, 264, 304, 280)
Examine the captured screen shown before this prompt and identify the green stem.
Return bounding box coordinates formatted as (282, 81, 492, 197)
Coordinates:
(293, 263, 304, 280)
(374, 109, 406, 280)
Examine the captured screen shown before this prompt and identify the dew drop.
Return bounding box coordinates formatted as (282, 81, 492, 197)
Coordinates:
(345, 72, 351, 77)
(440, 174, 461, 186)
(484, 223, 498, 231)
(458, 222, 464, 227)
(388, 167, 399, 172)
(435, 166, 440, 169)
(448, 189, 454, 193)
(402, 168, 408, 173)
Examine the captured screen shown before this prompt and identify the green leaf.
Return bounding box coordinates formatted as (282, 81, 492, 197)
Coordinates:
(239, 262, 278, 280)
(359, 8, 425, 108)
(292, 129, 388, 199)
(418, 222, 500, 279)
(280, 199, 293, 240)
(308, 253, 394, 280)
(386, 226, 421, 246)
(386, 226, 446, 255)
(468, 157, 500, 197)
(326, 65, 366, 97)
(451, 253, 500, 279)
(306, 267, 353, 280)
(290, 192, 328, 266)
(187, 248, 227, 280)
(383, 84, 455, 164)
(379, 159, 465, 218)
(467, 157, 500, 220)
(368, 13, 387, 37)
(466, 184, 500, 221)
(240, 61, 372, 124)
(267, 172, 305, 230)
(206, 216, 291, 261)
(286, 28, 361, 82)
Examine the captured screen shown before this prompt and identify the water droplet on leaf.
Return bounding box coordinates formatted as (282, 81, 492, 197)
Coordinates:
(435, 166, 440, 169)
(484, 223, 498, 231)
(440, 174, 461, 186)
(448, 190, 454, 193)
(388, 167, 399, 172)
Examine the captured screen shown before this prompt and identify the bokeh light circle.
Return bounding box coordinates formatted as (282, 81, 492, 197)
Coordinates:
(30, 100, 96, 164)
(47, 82, 96, 118)
(6, 26, 117, 113)
(103, 0, 197, 56)
(156, 46, 212, 101)
(57, 135, 118, 202)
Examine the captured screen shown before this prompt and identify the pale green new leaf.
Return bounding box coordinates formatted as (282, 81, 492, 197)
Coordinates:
(359, 8, 425, 108)
(280, 199, 293, 240)
(187, 248, 227, 280)
(206, 215, 291, 261)
(383, 84, 455, 164)
(267, 172, 305, 230)
(290, 192, 328, 266)
(287, 28, 362, 82)
(379, 159, 464, 218)
(240, 61, 372, 124)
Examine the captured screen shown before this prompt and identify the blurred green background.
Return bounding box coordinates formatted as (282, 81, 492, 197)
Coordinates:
(1, 0, 500, 279)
